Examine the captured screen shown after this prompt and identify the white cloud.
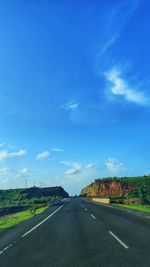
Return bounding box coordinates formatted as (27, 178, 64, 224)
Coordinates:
(60, 160, 82, 176)
(60, 160, 70, 166)
(0, 149, 26, 160)
(63, 168, 80, 176)
(100, 1, 141, 57)
(51, 148, 64, 152)
(0, 167, 8, 175)
(0, 143, 5, 147)
(36, 151, 49, 161)
(105, 158, 125, 173)
(84, 163, 94, 170)
(16, 168, 29, 178)
(60, 160, 81, 169)
(105, 68, 148, 105)
(101, 34, 119, 55)
(61, 161, 95, 177)
(61, 100, 79, 111)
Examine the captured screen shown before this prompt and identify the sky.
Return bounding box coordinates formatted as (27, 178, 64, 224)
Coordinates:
(0, 0, 150, 195)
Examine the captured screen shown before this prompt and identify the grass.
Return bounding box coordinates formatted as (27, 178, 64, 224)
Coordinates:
(0, 206, 48, 230)
(113, 204, 150, 213)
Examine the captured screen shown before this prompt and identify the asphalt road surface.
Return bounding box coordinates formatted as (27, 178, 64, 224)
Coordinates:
(0, 198, 150, 267)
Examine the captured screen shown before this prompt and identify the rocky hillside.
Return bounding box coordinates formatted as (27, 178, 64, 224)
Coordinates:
(80, 179, 134, 198)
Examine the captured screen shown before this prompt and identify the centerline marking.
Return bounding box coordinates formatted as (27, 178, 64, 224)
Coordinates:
(109, 231, 129, 249)
(22, 203, 65, 238)
(91, 214, 96, 220)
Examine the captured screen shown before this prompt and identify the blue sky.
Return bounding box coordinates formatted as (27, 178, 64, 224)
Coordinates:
(0, 0, 150, 195)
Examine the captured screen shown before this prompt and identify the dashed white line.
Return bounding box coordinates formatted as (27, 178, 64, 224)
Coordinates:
(109, 231, 129, 249)
(91, 214, 96, 220)
(22, 203, 65, 238)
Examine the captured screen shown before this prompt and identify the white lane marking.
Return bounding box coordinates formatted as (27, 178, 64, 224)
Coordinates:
(22, 203, 65, 238)
(109, 231, 129, 249)
(0, 244, 13, 255)
(0, 201, 68, 256)
(91, 214, 96, 220)
(79, 203, 85, 209)
(3, 246, 10, 251)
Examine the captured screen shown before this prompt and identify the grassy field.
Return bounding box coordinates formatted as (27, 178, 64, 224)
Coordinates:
(113, 204, 150, 213)
(0, 206, 48, 230)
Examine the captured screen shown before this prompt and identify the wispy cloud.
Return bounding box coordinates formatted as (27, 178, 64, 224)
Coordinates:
(105, 158, 126, 173)
(0, 143, 5, 148)
(60, 160, 82, 176)
(36, 151, 50, 161)
(84, 163, 94, 170)
(63, 168, 80, 176)
(51, 148, 64, 152)
(101, 34, 119, 56)
(0, 149, 26, 160)
(0, 167, 8, 175)
(97, 1, 144, 106)
(15, 168, 29, 179)
(99, 0, 141, 57)
(60, 160, 70, 166)
(105, 68, 148, 105)
(61, 160, 95, 177)
(60, 160, 81, 169)
(61, 100, 79, 111)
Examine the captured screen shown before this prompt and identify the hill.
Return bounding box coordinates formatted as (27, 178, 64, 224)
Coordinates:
(119, 176, 150, 202)
(80, 176, 150, 204)
(80, 178, 134, 198)
(0, 186, 69, 207)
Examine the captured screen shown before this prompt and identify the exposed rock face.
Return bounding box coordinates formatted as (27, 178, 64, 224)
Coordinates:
(80, 179, 134, 198)
(23, 186, 69, 199)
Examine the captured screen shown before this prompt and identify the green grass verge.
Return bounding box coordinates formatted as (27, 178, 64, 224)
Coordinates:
(0, 206, 48, 230)
(113, 204, 150, 213)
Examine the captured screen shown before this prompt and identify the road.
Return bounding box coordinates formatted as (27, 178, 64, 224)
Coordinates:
(0, 198, 150, 267)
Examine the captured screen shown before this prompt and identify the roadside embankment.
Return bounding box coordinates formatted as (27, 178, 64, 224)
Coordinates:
(112, 203, 150, 213)
(0, 206, 48, 230)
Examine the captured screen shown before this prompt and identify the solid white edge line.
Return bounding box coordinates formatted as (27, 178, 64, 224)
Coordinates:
(91, 214, 96, 220)
(109, 231, 129, 249)
(0, 244, 12, 255)
(22, 203, 65, 238)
